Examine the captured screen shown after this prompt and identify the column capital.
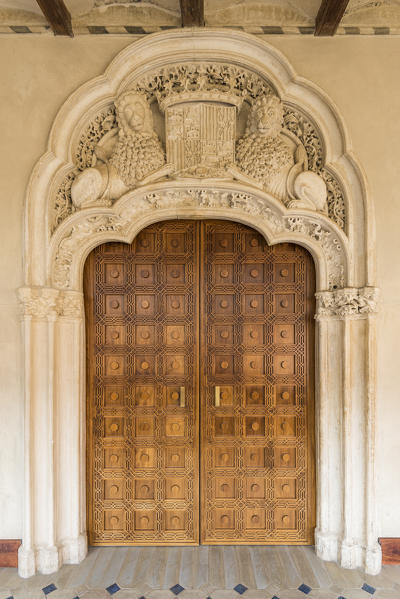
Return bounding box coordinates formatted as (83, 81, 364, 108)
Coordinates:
(18, 287, 60, 320)
(316, 287, 380, 320)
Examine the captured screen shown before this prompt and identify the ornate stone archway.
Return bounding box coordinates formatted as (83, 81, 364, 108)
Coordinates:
(18, 30, 380, 577)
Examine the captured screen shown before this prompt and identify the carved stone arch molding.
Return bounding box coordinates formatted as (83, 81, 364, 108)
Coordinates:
(19, 30, 380, 578)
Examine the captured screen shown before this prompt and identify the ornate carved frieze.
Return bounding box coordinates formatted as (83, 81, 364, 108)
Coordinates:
(52, 188, 345, 291)
(316, 287, 380, 319)
(51, 61, 347, 235)
(18, 287, 60, 319)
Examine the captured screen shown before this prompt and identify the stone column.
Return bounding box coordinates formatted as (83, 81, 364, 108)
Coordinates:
(315, 287, 380, 573)
(18, 287, 61, 577)
(55, 291, 87, 565)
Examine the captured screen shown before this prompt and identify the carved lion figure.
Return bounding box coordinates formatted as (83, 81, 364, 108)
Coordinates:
(235, 95, 294, 201)
(71, 91, 168, 209)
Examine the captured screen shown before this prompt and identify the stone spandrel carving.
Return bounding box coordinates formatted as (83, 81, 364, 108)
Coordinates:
(316, 287, 380, 318)
(70, 91, 171, 210)
(233, 95, 328, 213)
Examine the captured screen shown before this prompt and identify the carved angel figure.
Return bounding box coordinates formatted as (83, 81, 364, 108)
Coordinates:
(71, 91, 171, 209)
(232, 94, 327, 212)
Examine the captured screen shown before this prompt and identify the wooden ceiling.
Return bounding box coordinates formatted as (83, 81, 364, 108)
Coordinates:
(0, 0, 398, 36)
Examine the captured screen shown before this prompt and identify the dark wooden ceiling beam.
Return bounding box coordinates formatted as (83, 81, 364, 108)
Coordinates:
(35, 0, 73, 36)
(315, 0, 350, 36)
(179, 0, 204, 27)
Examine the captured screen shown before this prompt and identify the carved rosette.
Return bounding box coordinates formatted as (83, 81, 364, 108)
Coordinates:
(18, 287, 60, 320)
(316, 287, 380, 319)
(52, 188, 345, 292)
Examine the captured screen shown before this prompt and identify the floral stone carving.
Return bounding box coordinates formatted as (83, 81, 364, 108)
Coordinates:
(316, 287, 379, 318)
(70, 91, 171, 209)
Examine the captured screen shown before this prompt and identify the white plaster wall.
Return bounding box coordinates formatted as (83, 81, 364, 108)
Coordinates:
(0, 33, 398, 539)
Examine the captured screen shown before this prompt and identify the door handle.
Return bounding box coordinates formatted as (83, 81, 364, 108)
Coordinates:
(215, 386, 220, 407)
(180, 386, 185, 408)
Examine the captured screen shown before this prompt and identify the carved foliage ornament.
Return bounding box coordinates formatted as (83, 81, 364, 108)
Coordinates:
(52, 188, 345, 291)
(18, 288, 83, 319)
(316, 287, 379, 318)
(51, 62, 346, 234)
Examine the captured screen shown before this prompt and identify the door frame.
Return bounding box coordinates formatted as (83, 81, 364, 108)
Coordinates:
(19, 30, 380, 577)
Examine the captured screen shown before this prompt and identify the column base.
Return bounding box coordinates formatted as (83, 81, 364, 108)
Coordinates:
(61, 533, 88, 564)
(36, 545, 61, 575)
(18, 546, 36, 578)
(315, 528, 339, 562)
(340, 539, 363, 569)
(365, 542, 382, 575)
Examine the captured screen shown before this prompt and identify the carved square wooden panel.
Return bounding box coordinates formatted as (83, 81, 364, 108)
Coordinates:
(215, 478, 235, 499)
(135, 416, 155, 437)
(214, 416, 235, 437)
(245, 386, 265, 406)
(273, 263, 295, 283)
(166, 264, 185, 284)
(214, 264, 234, 284)
(135, 264, 155, 285)
(244, 294, 264, 314)
(135, 294, 155, 315)
(134, 385, 155, 406)
(104, 447, 125, 470)
(274, 477, 297, 499)
(214, 447, 235, 468)
(243, 324, 264, 346)
(276, 416, 296, 437)
(165, 416, 185, 437)
(135, 325, 155, 346)
(215, 294, 234, 314)
(166, 233, 185, 253)
(274, 508, 297, 530)
(245, 233, 264, 252)
(274, 447, 296, 469)
(245, 416, 266, 437)
(273, 355, 295, 375)
(165, 354, 185, 375)
(165, 447, 186, 469)
(105, 325, 125, 346)
(214, 233, 234, 253)
(243, 354, 264, 376)
(166, 386, 184, 406)
(273, 324, 295, 345)
(104, 385, 124, 407)
(214, 509, 235, 529)
(105, 294, 124, 315)
(245, 477, 265, 499)
(218, 386, 234, 406)
(213, 325, 234, 345)
(105, 263, 125, 285)
(135, 479, 155, 499)
(166, 294, 185, 315)
(165, 477, 186, 499)
(135, 232, 155, 253)
(104, 510, 125, 532)
(135, 448, 156, 469)
(244, 263, 264, 283)
(275, 293, 295, 313)
(104, 479, 125, 500)
(104, 417, 125, 438)
(135, 356, 155, 376)
(244, 447, 265, 468)
(245, 508, 266, 529)
(134, 511, 155, 531)
(166, 325, 185, 345)
(215, 355, 234, 375)
(165, 511, 186, 530)
(275, 384, 296, 406)
(105, 355, 125, 376)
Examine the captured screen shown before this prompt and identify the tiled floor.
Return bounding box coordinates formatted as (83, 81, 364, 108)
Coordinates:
(0, 546, 399, 599)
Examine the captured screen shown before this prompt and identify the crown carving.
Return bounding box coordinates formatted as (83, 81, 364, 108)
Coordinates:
(157, 88, 244, 112)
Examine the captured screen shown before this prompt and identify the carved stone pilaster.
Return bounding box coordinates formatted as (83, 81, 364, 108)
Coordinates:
(18, 287, 60, 320)
(316, 287, 379, 320)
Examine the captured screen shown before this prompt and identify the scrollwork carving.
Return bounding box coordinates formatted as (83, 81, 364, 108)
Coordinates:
(52, 188, 344, 291)
(316, 287, 379, 319)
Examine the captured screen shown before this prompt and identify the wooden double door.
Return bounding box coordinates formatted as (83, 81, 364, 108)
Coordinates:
(85, 220, 315, 546)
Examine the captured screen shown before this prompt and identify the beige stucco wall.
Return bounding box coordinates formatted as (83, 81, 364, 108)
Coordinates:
(0, 33, 398, 540)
